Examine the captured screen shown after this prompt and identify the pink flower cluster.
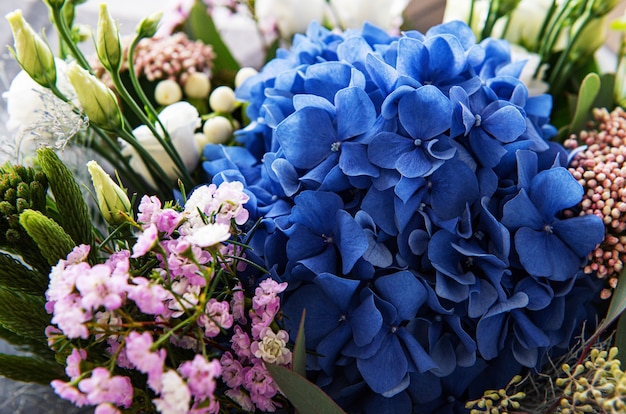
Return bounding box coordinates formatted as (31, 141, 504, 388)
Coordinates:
(45, 182, 290, 413)
(221, 278, 291, 412)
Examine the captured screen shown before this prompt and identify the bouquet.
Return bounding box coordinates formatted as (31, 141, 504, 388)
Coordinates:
(2, 0, 626, 413)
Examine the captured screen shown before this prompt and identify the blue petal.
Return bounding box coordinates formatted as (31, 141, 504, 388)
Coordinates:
(374, 271, 427, 321)
(429, 159, 480, 220)
(339, 142, 380, 177)
(529, 168, 584, 218)
(423, 34, 466, 81)
(398, 86, 452, 139)
(304, 61, 353, 101)
(476, 313, 507, 360)
(482, 104, 527, 143)
(357, 334, 409, 394)
(501, 188, 543, 231)
(368, 132, 414, 169)
(396, 37, 429, 81)
(351, 293, 383, 346)
(515, 228, 581, 281)
(276, 107, 336, 169)
(366, 53, 399, 96)
(314, 272, 361, 313)
(335, 87, 376, 140)
(290, 191, 343, 230)
(396, 147, 436, 178)
(552, 215, 605, 257)
(335, 210, 369, 274)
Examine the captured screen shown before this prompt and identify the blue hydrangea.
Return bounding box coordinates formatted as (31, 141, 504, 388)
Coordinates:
(200, 20, 605, 413)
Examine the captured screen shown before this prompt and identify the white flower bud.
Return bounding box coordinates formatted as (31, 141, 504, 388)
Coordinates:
(183, 72, 211, 99)
(234, 67, 258, 89)
(154, 79, 182, 106)
(209, 86, 236, 114)
(96, 3, 122, 72)
(202, 116, 234, 146)
(87, 160, 131, 225)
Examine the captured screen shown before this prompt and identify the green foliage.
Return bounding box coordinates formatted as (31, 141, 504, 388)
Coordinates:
(265, 363, 346, 414)
(0, 252, 48, 295)
(37, 148, 93, 248)
(0, 354, 65, 384)
(19, 209, 75, 266)
(185, 0, 240, 85)
(0, 288, 49, 343)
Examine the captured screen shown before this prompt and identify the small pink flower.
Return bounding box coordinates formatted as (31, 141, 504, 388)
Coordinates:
(78, 367, 133, 407)
(94, 403, 121, 414)
(178, 355, 222, 401)
(231, 284, 247, 324)
(137, 195, 162, 226)
(51, 294, 90, 339)
(231, 325, 252, 362)
(243, 361, 279, 411)
(67, 244, 91, 264)
(65, 348, 87, 380)
(199, 299, 233, 337)
(220, 352, 244, 388)
(51, 380, 89, 407)
(225, 388, 254, 412)
(125, 331, 166, 391)
(152, 370, 191, 414)
(132, 223, 159, 257)
(127, 277, 167, 315)
(75, 263, 127, 311)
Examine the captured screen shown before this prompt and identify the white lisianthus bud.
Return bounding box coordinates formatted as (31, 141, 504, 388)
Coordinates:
(87, 160, 131, 225)
(209, 86, 236, 114)
(96, 3, 122, 72)
(328, 0, 410, 30)
(6, 9, 57, 88)
(183, 72, 211, 99)
(201, 116, 234, 147)
(155, 79, 183, 106)
(255, 0, 326, 39)
(121, 101, 201, 188)
(136, 11, 162, 38)
(234, 67, 258, 89)
(67, 61, 122, 130)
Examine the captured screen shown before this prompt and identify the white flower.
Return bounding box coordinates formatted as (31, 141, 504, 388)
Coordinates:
(201, 116, 233, 146)
(209, 86, 236, 114)
(255, 0, 327, 39)
(152, 371, 191, 414)
(120, 101, 200, 187)
(186, 223, 231, 248)
(328, 0, 409, 31)
(252, 328, 292, 365)
(211, 5, 266, 68)
(154, 79, 183, 106)
(496, 0, 565, 51)
(183, 72, 211, 99)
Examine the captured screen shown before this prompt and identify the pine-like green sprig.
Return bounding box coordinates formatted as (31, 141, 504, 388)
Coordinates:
(19, 209, 75, 266)
(0, 354, 65, 384)
(37, 148, 93, 248)
(0, 288, 49, 343)
(0, 253, 48, 295)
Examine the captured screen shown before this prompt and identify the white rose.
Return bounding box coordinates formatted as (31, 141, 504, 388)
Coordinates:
(509, 45, 549, 96)
(328, 0, 410, 31)
(121, 101, 200, 187)
(211, 5, 266, 69)
(255, 0, 327, 39)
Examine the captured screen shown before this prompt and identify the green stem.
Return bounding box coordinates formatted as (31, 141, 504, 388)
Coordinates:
(109, 71, 194, 191)
(50, 7, 91, 71)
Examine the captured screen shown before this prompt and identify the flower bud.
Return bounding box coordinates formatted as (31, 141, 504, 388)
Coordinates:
(43, 0, 66, 10)
(184, 72, 211, 99)
(234, 67, 258, 89)
(5, 9, 56, 88)
(96, 3, 122, 72)
(136, 11, 163, 39)
(67, 61, 122, 131)
(209, 86, 236, 114)
(201, 116, 233, 146)
(87, 160, 131, 225)
(155, 79, 183, 106)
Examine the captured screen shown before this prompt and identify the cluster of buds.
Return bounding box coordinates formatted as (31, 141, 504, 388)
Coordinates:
(565, 107, 626, 297)
(93, 32, 215, 104)
(555, 347, 626, 413)
(465, 375, 526, 414)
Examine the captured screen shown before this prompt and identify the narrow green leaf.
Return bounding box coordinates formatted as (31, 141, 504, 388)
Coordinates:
(266, 363, 346, 414)
(293, 309, 306, 377)
(0, 354, 65, 384)
(185, 0, 240, 80)
(569, 73, 601, 134)
(37, 148, 93, 248)
(0, 252, 48, 295)
(0, 288, 49, 343)
(595, 267, 626, 341)
(19, 209, 75, 266)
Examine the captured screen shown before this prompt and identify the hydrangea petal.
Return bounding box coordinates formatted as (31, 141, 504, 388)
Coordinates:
(398, 86, 452, 139)
(357, 334, 409, 394)
(515, 228, 581, 281)
(335, 87, 376, 140)
(529, 168, 584, 218)
(552, 214, 605, 257)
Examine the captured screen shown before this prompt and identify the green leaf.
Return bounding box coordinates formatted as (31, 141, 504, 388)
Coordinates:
(266, 363, 346, 414)
(614, 314, 626, 366)
(0, 252, 48, 295)
(569, 72, 601, 134)
(0, 354, 65, 384)
(19, 209, 75, 266)
(0, 288, 49, 343)
(185, 0, 240, 82)
(293, 309, 306, 377)
(37, 148, 93, 249)
(594, 267, 626, 345)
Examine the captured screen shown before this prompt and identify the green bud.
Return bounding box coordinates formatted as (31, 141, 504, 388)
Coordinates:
(66, 61, 122, 130)
(96, 3, 122, 72)
(5, 9, 57, 88)
(136, 11, 163, 38)
(87, 160, 131, 225)
(43, 0, 66, 10)
(19, 209, 75, 266)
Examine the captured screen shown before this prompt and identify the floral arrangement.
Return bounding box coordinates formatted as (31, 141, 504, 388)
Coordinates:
(2, 0, 626, 413)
